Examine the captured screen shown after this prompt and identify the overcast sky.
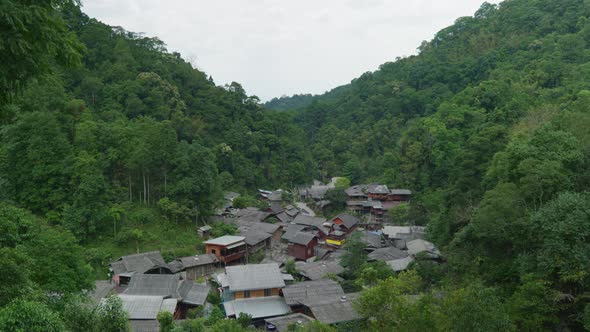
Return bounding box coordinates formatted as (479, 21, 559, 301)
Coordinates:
(82, 0, 500, 101)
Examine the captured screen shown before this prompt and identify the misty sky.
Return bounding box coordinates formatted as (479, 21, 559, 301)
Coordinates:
(82, 0, 500, 101)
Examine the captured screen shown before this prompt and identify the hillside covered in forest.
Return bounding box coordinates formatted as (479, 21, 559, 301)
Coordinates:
(2, 0, 590, 331)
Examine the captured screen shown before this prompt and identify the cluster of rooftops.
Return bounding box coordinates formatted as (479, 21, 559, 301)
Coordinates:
(93, 182, 440, 331)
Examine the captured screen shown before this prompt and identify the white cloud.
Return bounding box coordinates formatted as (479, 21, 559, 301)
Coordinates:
(82, 0, 501, 101)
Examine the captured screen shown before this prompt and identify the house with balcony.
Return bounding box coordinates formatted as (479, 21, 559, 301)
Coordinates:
(204, 235, 247, 265)
(216, 263, 291, 320)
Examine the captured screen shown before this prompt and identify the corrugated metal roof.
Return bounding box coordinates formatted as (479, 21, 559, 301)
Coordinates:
(367, 247, 409, 262)
(306, 293, 361, 324)
(407, 239, 440, 257)
(118, 295, 177, 320)
(295, 261, 344, 281)
(204, 235, 246, 246)
(223, 296, 290, 319)
(293, 215, 327, 228)
(109, 251, 169, 275)
(282, 279, 344, 305)
(386, 256, 415, 272)
(225, 263, 285, 291)
(389, 189, 412, 195)
(124, 274, 180, 298)
(178, 280, 210, 305)
(179, 253, 218, 268)
(289, 232, 316, 246)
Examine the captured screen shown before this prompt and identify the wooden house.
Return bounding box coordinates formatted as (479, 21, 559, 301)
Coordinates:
(216, 264, 291, 320)
(168, 253, 218, 279)
(204, 235, 247, 265)
(331, 213, 359, 234)
(287, 232, 318, 261)
(109, 251, 172, 286)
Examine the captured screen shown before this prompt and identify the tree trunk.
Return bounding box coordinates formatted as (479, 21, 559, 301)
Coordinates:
(143, 171, 147, 205)
(164, 168, 167, 196)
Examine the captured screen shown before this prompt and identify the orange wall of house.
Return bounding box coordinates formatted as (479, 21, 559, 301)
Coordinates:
(205, 244, 223, 259)
(234, 288, 280, 299)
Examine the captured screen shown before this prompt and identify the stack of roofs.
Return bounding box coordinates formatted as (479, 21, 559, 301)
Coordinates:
(123, 274, 210, 306)
(282, 279, 360, 324)
(344, 184, 412, 223)
(276, 205, 301, 223)
(109, 251, 172, 285)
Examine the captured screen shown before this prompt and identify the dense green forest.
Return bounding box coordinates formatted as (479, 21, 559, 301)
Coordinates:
(2, 0, 590, 330)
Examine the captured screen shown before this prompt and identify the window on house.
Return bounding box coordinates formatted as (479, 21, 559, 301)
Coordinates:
(211, 249, 216, 254)
(264, 288, 271, 296)
(244, 290, 250, 298)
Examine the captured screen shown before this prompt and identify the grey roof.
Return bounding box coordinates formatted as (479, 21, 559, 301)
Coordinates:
(382, 226, 412, 239)
(367, 184, 389, 194)
(178, 280, 210, 306)
(306, 293, 361, 324)
(290, 232, 316, 246)
(130, 320, 160, 332)
(92, 280, 115, 302)
(237, 220, 280, 235)
(293, 215, 327, 228)
(241, 229, 272, 246)
(332, 214, 359, 229)
(167, 260, 184, 274)
(386, 256, 415, 272)
(358, 232, 383, 248)
(276, 211, 293, 223)
(117, 295, 177, 320)
(223, 296, 290, 319)
(265, 313, 315, 331)
(282, 224, 307, 242)
(224, 263, 285, 291)
(345, 185, 368, 197)
(110, 251, 169, 275)
(203, 235, 245, 246)
(285, 207, 300, 218)
(295, 261, 345, 281)
(270, 201, 283, 214)
(180, 253, 218, 268)
(282, 279, 344, 305)
(389, 189, 412, 195)
(407, 239, 440, 258)
(199, 225, 212, 232)
(367, 247, 409, 262)
(124, 274, 181, 298)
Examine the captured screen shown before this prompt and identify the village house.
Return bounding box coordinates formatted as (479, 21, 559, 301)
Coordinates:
(204, 235, 247, 265)
(109, 251, 172, 286)
(287, 232, 318, 261)
(216, 263, 291, 320)
(331, 213, 359, 234)
(292, 215, 331, 240)
(123, 274, 210, 319)
(344, 184, 412, 223)
(283, 280, 360, 325)
(168, 253, 218, 279)
(117, 294, 177, 332)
